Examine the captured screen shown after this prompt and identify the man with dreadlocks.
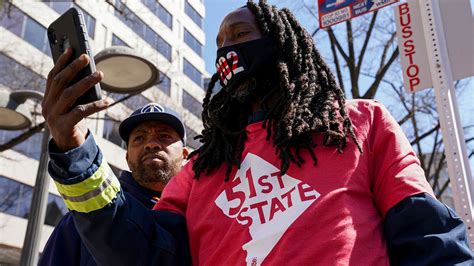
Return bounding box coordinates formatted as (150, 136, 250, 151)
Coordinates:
(42, 0, 472, 265)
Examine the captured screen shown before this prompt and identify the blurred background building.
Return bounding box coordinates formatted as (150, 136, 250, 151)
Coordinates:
(0, 0, 207, 264)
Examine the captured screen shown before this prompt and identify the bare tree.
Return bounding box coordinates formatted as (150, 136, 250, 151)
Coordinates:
(279, 0, 473, 205)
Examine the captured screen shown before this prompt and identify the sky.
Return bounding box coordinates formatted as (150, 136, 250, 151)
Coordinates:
(204, 0, 474, 74)
(203, 0, 252, 74)
(203, 0, 290, 74)
(202, 0, 474, 171)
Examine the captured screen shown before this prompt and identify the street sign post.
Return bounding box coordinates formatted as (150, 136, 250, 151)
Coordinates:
(318, 0, 399, 28)
(395, 0, 474, 92)
(318, 0, 474, 247)
(418, 0, 474, 246)
(395, 0, 474, 246)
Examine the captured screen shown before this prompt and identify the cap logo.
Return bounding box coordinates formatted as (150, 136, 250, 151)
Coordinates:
(141, 103, 164, 114)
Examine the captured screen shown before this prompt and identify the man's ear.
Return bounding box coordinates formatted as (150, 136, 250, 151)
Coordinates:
(182, 147, 189, 160)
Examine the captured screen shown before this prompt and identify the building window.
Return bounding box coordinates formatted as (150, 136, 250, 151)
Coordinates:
(141, 0, 173, 29)
(182, 90, 202, 119)
(48, 1, 71, 15)
(0, 176, 32, 219)
(184, 125, 201, 150)
(183, 58, 202, 87)
(24, 17, 49, 54)
(0, 4, 24, 36)
(112, 33, 129, 47)
(115, 4, 172, 61)
(0, 176, 67, 226)
(154, 32, 172, 61)
(184, 28, 202, 57)
(107, 92, 153, 112)
(0, 130, 43, 160)
(44, 194, 68, 226)
(109, 164, 123, 177)
(0, 53, 47, 93)
(103, 114, 126, 148)
(158, 4, 173, 29)
(158, 72, 171, 95)
(80, 7, 96, 39)
(185, 1, 203, 29)
(45, 2, 96, 40)
(0, 6, 50, 56)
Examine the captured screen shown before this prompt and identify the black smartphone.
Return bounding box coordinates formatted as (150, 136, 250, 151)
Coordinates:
(47, 7, 101, 107)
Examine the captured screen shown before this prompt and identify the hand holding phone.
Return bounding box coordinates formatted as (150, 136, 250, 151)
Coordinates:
(47, 7, 101, 107)
(43, 7, 109, 152)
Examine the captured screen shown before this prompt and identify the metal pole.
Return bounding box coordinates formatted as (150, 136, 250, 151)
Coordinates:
(418, 0, 474, 246)
(19, 126, 51, 266)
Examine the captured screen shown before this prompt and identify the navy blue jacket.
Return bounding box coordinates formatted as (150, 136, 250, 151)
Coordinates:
(38, 171, 186, 265)
(45, 133, 473, 265)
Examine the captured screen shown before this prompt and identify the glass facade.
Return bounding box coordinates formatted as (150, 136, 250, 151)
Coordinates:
(107, 92, 153, 113)
(112, 33, 129, 47)
(45, 1, 96, 40)
(184, 125, 201, 150)
(182, 90, 202, 119)
(185, 1, 203, 29)
(0, 53, 47, 93)
(184, 28, 202, 57)
(115, 3, 172, 61)
(159, 72, 171, 96)
(103, 114, 126, 148)
(0, 5, 50, 56)
(183, 58, 203, 87)
(82, 8, 96, 39)
(0, 130, 43, 160)
(0, 175, 68, 227)
(141, 0, 173, 29)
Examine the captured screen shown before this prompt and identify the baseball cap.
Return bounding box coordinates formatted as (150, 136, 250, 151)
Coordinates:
(119, 103, 186, 145)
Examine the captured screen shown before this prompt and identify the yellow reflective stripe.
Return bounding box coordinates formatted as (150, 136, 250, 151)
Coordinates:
(60, 174, 114, 203)
(54, 160, 121, 213)
(63, 175, 120, 213)
(55, 160, 113, 197)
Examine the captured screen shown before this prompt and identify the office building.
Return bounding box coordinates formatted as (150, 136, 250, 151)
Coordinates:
(0, 0, 207, 263)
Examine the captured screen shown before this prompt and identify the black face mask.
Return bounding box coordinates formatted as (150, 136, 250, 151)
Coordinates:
(215, 37, 278, 93)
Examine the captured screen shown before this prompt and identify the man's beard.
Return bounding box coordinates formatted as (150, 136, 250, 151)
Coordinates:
(130, 154, 182, 188)
(227, 70, 278, 104)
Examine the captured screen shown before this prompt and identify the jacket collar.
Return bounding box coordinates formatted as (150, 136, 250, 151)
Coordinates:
(119, 171, 161, 209)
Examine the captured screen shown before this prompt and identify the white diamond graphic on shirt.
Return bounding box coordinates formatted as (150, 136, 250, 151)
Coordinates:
(215, 153, 320, 266)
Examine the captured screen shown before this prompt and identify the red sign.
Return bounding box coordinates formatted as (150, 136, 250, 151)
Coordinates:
(318, 0, 399, 28)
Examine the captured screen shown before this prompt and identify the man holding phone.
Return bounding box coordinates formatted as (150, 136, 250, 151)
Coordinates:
(41, 1, 472, 265)
(42, 48, 190, 266)
(39, 101, 190, 266)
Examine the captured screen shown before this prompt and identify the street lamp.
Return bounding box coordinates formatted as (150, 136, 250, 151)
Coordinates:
(0, 90, 37, 130)
(0, 46, 159, 266)
(0, 90, 48, 266)
(95, 46, 160, 93)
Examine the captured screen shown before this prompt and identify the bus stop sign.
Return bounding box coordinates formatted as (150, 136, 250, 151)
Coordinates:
(319, 0, 399, 28)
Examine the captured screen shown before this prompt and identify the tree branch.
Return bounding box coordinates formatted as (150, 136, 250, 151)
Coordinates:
(410, 123, 441, 146)
(425, 128, 440, 178)
(431, 152, 446, 191)
(356, 11, 378, 76)
(329, 33, 345, 93)
(345, 20, 359, 98)
(436, 177, 450, 199)
(362, 47, 399, 99)
(409, 94, 425, 168)
(397, 111, 414, 125)
(327, 27, 350, 62)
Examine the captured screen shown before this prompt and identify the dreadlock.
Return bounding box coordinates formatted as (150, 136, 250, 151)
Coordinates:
(189, 0, 362, 180)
